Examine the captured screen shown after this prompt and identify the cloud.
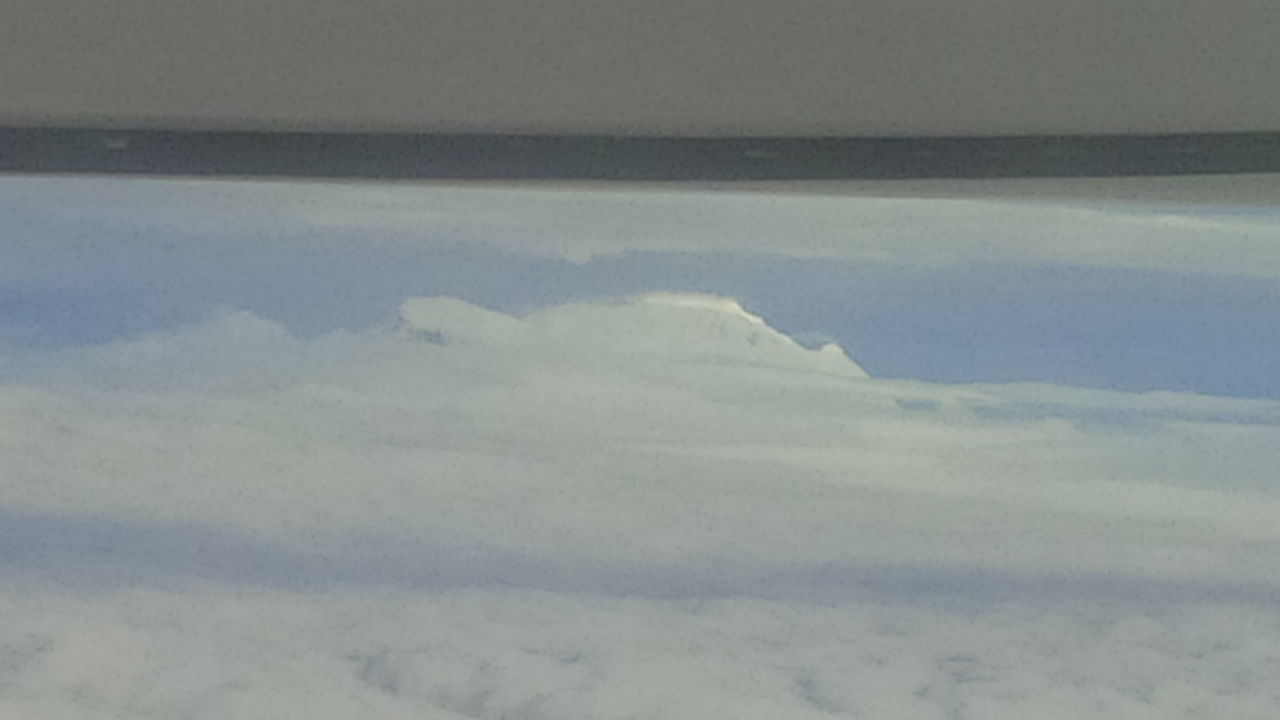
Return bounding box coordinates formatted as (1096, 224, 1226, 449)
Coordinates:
(6, 176, 1280, 278)
(3, 294, 1280, 716)
(6, 295, 1279, 582)
(3, 585, 1279, 719)
(401, 292, 869, 378)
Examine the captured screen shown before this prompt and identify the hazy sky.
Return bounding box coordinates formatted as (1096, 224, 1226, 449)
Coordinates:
(3, 176, 1280, 718)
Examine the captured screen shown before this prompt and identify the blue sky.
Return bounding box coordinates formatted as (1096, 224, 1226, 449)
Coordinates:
(2, 176, 1278, 398)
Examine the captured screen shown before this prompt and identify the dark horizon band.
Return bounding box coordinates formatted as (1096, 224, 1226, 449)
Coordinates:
(2, 127, 1279, 181)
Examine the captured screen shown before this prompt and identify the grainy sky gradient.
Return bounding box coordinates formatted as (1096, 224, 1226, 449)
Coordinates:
(5, 3, 1280, 712)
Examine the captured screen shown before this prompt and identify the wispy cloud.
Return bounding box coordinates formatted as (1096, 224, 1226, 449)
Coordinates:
(7, 176, 1280, 276)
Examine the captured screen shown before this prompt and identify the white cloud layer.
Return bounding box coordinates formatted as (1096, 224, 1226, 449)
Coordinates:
(4, 585, 1279, 719)
(6, 176, 1280, 277)
(3, 295, 1280, 717)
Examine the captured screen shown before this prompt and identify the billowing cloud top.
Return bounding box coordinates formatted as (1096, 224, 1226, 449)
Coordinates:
(9, 292, 1279, 584)
(399, 292, 869, 378)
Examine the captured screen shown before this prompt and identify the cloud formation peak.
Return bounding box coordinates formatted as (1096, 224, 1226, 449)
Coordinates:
(399, 293, 869, 378)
